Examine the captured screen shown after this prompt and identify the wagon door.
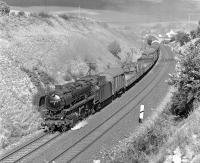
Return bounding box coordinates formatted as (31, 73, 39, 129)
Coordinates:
(99, 82, 112, 103)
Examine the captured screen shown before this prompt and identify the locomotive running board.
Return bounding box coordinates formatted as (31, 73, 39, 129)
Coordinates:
(67, 95, 95, 112)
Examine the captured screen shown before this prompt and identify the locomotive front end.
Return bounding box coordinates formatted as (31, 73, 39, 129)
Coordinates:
(45, 94, 63, 112)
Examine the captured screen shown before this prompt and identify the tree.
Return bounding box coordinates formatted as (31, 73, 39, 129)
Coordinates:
(121, 51, 135, 73)
(190, 30, 196, 39)
(175, 31, 190, 46)
(108, 41, 121, 59)
(147, 37, 153, 46)
(169, 39, 200, 117)
(0, 1, 10, 16)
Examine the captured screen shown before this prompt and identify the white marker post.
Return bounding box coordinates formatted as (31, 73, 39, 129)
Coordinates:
(139, 105, 144, 123)
(93, 160, 101, 163)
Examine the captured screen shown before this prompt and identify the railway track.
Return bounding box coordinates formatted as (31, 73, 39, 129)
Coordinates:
(17, 46, 174, 163)
(0, 132, 60, 163)
(0, 61, 158, 163)
(0, 46, 171, 163)
(50, 70, 164, 162)
(47, 46, 170, 163)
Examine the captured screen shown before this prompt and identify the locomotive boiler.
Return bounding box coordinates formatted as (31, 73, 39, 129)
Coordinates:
(44, 80, 94, 112)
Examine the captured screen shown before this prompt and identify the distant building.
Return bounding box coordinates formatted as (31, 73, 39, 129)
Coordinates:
(166, 29, 177, 38)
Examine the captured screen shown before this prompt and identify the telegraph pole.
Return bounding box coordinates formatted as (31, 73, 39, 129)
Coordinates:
(188, 13, 191, 30)
(44, 0, 47, 13)
(78, 0, 81, 17)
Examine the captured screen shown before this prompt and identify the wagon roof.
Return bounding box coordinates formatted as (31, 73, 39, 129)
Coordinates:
(100, 67, 124, 78)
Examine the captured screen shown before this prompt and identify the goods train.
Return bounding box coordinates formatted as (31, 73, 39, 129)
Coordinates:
(39, 41, 160, 132)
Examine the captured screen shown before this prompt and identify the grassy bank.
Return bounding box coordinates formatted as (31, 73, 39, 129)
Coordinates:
(100, 89, 176, 163)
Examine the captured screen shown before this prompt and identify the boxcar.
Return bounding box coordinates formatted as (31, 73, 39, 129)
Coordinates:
(125, 71, 138, 88)
(93, 75, 112, 104)
(101, 67, 125, 96)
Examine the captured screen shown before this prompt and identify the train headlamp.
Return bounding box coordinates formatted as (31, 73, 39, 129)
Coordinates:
(49, 94, 61, 109)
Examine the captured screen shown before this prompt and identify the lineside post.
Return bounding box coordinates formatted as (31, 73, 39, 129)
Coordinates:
(139, 105, 144, 123)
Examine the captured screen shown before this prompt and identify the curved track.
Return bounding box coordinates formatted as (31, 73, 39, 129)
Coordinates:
(0, 50, 158, 163)
(20, 45, 175, 163)
(0, 45, 174, 163)
(48, 45, 173, 163)
(0, 132, 61, 163)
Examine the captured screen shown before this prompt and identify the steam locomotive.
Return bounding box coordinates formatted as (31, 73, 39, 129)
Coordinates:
(39, 42, 160, 132)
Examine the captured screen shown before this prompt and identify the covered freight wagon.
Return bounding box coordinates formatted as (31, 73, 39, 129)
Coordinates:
(101, 67, 125, 96)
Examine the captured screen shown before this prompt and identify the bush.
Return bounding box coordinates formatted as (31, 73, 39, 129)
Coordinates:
(190, 30, 196, 39)
(169, 39, 200, 117)
(30, 12, 53, 26)
(0, 1, 10, 16)
(103, 105, 174, 163)
(59, 14, 70, 21)
(63, 73, 71, 81)
(108, 41, 121, 59)
(121, 51, 135, 72)
(170, 36, 176, 42)
(17, 11, 25, 17)
(9, 11, 15, 16)
(175, 31, 190, 46)
(38, 11, 52, 18)
(30, 12, 38, 17)
(147, 37, 153, 46)
(195, 22, 200, 38)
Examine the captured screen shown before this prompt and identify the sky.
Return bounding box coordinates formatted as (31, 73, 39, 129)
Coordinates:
(3, 0, 200, 21)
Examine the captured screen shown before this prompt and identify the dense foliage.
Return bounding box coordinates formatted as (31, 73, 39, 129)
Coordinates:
(0, 1, 10, 16)
(169, 39, 200, 117)
(175, 31, 190, 46)
(189, 21, 200, 39)
(108, 40, 121, 59)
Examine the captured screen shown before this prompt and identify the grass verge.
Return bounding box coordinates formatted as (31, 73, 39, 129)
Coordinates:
(101, 88, 178, 163)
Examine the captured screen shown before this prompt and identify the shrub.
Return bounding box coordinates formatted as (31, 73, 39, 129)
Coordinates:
(190, 30, 196, 39)
(188, 21, 200, 39)
(59, 14, 70, 21)
(63, 73, 71, 81)
(17, 11, 25, 17)
(169, 39, 200, 117)
(175, 31, 190, 46)
(30, 12, 38, 17)
(9, 11, 15, 16)
(38, 11, 52, 18)
(108, 41, 121, 59)
(147, 37, 153, 46)
(170, 36, 176, 42)
(0, 1, 10, 16)
(103, 104, 174, 163)
(121, 51, 135, 72)
(86, 62, 96, 75)
(30, 12, 53, 26)
(195, 23, 200, 38)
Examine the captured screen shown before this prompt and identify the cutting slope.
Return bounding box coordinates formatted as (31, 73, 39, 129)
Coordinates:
(0, 12, 140, 152)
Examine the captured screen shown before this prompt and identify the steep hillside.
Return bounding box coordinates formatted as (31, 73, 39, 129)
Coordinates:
(0, 11, 140, 152)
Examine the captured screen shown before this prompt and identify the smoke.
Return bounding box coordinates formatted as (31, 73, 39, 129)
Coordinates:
(71, 120, 88, 130)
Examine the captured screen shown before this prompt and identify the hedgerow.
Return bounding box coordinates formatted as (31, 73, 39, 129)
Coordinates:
(175, 31, 190, 46)
(169, 38, 200, 117)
